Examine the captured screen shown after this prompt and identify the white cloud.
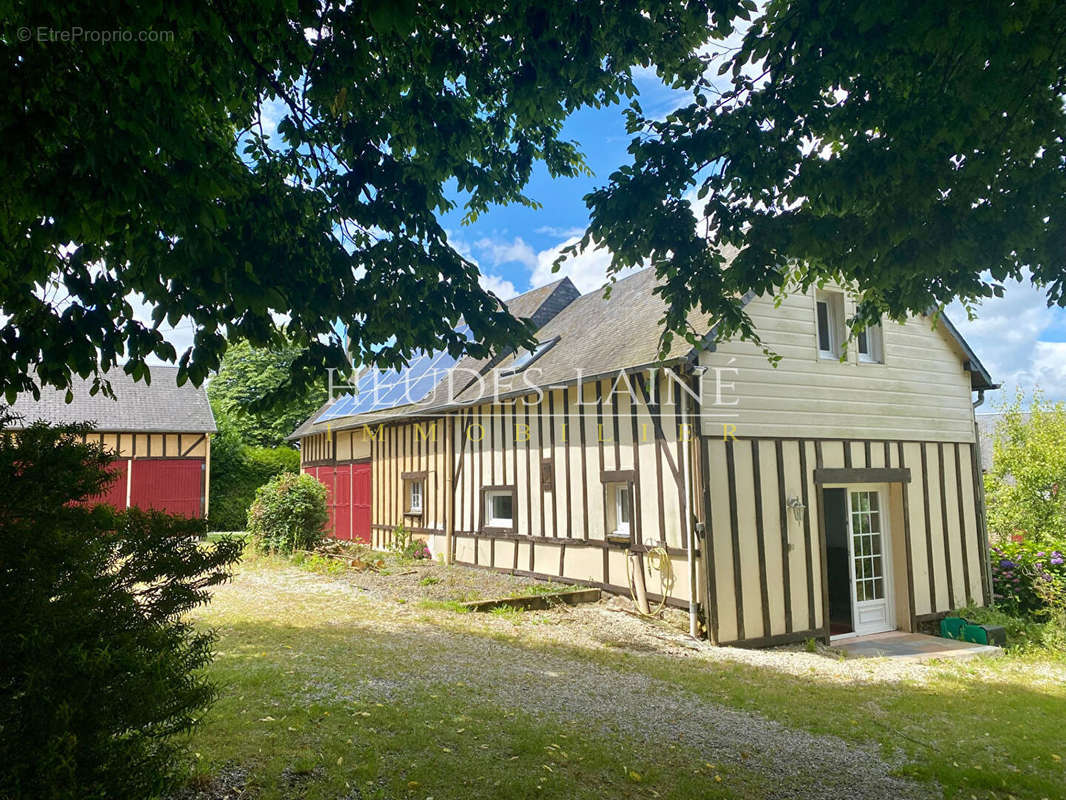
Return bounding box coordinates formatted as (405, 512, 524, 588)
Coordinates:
(254, 97, 287, 140)
(472, 236, 538, 271)
(478, 273, 519, 300)
(531, 236, 641, 293)
(947, 277, 1066, 403)
(535, 225, 586, 239)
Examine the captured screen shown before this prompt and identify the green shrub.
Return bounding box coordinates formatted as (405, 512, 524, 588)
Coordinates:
(208, 416, 300, 531)
(247, 472, 328, 553)
(988, 537, 1066, 617)
(0, 419, 242, 799)
(390, 524, 431, 560)
(959, 604, 1066, 655)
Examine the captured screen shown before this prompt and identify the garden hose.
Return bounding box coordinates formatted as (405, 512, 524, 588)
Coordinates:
(626, 544, 673, 617)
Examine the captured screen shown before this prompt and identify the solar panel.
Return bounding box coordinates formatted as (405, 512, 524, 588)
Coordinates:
(315, 325, 473, 423)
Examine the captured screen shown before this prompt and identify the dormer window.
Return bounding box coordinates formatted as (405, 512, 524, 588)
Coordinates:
(857, 322, 884, 364)
(500, 336, 559, 375)
(815, 290, 845, 359)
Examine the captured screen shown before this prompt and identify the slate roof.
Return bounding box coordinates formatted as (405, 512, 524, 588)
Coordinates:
(449, 267, 713, 406)
(6, 366, 217, 433)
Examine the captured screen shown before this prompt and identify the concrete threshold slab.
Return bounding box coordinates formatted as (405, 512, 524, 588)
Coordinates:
(830, 631, 1002, 662)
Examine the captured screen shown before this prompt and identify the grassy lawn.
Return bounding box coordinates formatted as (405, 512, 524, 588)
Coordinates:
(622, 649, 1065, 799)
(183, 556, 1066, 799)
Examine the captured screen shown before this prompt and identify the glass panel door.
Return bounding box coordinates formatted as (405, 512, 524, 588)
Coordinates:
(847, 489, 894, 635)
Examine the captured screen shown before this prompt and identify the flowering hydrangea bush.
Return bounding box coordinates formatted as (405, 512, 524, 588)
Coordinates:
(990, 537, 1066, 617)
(403, 539, 432, 560)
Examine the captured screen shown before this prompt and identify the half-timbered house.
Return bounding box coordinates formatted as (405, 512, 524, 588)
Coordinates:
(292, 269, 996, 647)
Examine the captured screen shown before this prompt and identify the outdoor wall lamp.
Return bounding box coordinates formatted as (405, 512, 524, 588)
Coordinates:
(786, 496, 806, 522)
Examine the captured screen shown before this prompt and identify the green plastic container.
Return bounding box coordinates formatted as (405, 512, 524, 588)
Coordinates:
(940, 616, 968, 640)
(961, 623, 997, 645)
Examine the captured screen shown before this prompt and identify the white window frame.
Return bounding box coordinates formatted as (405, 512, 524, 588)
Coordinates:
(408, 480, 423, 514)
(614, 484, 632, 536)
(857, 321, 884, 364)
(484, 487, 515, 530)
(815, 290, 845, 359)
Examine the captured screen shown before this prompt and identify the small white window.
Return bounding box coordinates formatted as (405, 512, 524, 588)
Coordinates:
(857, 322, 884, 364)
(815, 290, 845, 358)
(485, 488, 514, 529)
(614, 485, 631, 535)
(408, 480, 423, 514)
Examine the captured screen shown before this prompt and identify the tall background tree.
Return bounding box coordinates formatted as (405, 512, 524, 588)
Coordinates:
(209, 338, 327, 448)
(1, 0, 729, 402)
(205, 339, 318, 530)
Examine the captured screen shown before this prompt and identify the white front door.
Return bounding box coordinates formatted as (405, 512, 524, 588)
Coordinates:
(846, 488, 895, 635)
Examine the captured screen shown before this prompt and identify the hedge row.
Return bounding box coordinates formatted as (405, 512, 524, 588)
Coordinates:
(208, 425, 300, 531)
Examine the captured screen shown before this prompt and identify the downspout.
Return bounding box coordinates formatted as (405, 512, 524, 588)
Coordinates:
(684, 371, 699, 639)
(689, 369, 714, 642)
(971, 388, 993, 603)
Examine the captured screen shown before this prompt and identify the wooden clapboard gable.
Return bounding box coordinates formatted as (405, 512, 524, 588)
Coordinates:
(698, 286, 984, 443)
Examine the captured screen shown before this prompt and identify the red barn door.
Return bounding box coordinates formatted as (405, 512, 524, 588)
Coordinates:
(352, 461, 371, 543)
(333, 464, 352, 540)
(130, 458, 203, 517)
(84, 459, 129, 509)
(304, 463, 369, 542)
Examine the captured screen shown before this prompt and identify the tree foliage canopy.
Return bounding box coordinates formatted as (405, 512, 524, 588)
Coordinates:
(6, 1, 1063, 397)
(1, 0, 731, 402)
(208, 338, 327, 447)
(986, 392, 1066, 547)
(576, 0, 1066, 353)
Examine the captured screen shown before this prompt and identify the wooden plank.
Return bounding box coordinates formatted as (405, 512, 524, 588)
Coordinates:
(938, 442, 957, 609)
(751, 441, 772, 638)
(579, 381, 589, 541)
(920, 443, 939, 611)
(813, 467, 911, 484)
(953, 442, 973, 604)
(775, 440, 793, 634)
(814, 440, 831, 641)
(700, 436, 719, 643)
(563, 387, 573, 539)
(897, 442, 918, 631)
(725, 440, 745, 640)
(800, 441, 816, 630)
(461, 588, 602, 612)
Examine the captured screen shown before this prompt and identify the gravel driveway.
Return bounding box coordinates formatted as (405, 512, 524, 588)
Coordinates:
(206, 562, 941, 800)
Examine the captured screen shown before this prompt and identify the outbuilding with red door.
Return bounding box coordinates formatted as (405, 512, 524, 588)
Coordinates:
(8, 367, 215, 518)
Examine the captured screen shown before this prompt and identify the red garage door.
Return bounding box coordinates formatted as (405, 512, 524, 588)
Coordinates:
(130, 459, 204, 517)
(84, 459, 129, 510)
(303, 465, 337, 537)
(352, 461, 371, 544)
(304, 463, 371, 543)
(334, 464, 352, 541)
